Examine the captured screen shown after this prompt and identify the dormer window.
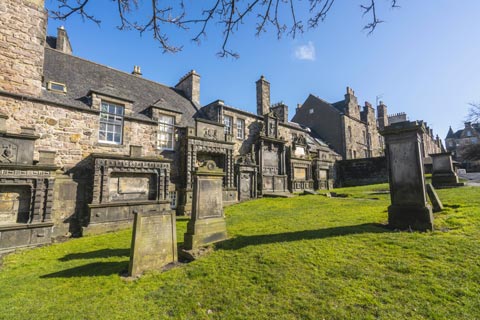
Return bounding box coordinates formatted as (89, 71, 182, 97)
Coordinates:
(99, 101, 124, 144)
(47, 81, 67, 93)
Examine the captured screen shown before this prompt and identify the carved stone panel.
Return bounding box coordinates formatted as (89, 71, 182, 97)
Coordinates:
(0, 186, 31, 224)
(239, 173, 252, 201)
(197, 178, 223, 219)
(294, 167, 307, 180)
(0, 138, 18, 163)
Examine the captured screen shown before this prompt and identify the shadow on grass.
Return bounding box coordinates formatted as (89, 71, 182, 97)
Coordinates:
(58, 249, 130, 261)
(40, 261, 128, 278)
(217, 223, 389, 250)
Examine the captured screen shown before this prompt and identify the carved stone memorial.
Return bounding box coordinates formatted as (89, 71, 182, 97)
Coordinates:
(430, 152, 463, 188)
(0, 121, 58, 252)
(128, 208, 177, 277)
(183, 160, 228, 251)
(381, 121, 434, 231)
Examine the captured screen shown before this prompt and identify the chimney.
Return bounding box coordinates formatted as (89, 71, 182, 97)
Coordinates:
(377, 101, 388, 130)
(256, 75, 270, 116)
(131, 65, 142, 76)
(361, 101, 375, 124)
(344, 86, 359, 119)
(271, 103, 288, 123)
(56, 26, 73, 54)
(175, 70, 200, 105)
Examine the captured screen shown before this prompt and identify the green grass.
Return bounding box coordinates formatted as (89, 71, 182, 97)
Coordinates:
(1, 184, 480, 319)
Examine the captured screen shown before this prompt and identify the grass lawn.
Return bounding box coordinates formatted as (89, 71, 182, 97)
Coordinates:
(1, 184, 479, 319)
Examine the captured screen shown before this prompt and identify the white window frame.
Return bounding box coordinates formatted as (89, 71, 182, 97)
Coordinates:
(99, 101, 124, 145)
(224, 115, 233, 135)
(158, 114, 175, 150)
(236, 118, 245, 140)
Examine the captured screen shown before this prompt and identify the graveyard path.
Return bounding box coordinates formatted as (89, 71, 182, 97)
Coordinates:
(458, 172, 480, 186)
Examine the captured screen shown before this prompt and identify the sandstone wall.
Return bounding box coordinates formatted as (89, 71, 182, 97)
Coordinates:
(0, 0, 46, 96)
(1, 96, 158, 167)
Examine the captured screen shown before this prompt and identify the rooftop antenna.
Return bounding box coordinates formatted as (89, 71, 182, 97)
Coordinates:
(376, 94, 384, 106)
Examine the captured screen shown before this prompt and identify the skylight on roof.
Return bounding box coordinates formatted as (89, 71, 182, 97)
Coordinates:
(47, 81, 67, 93)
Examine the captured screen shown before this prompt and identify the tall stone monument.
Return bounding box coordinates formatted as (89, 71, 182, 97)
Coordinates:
(183, 160, 228, 251)
(430, 152, 463, 188)
(381, 121, 434, 231)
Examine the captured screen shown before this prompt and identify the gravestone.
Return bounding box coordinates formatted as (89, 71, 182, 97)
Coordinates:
(128, 209, 177, 277)
(426, 184, 443, 213)
(381, 121, 434, 231)
(430, 152, 464, 188)
(183, 160, 228, 252)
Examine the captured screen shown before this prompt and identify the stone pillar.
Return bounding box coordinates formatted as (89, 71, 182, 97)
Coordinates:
(183, 161, 228, 251)
(430, 152, 463, 188)
(381, 121, 434, 231)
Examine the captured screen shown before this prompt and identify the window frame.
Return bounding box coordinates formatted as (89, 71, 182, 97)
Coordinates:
(157, 114, 176, 151)
(99, 100, 124, 145)
(236, 118, 245, 140)
(224, 115, 233, 135)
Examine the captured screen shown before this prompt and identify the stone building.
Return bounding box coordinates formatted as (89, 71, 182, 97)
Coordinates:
(292, 88, 385, 160)
(292, 88, 444, 160)
(445, 122, 480, 171)
(0, 0, 339, 251)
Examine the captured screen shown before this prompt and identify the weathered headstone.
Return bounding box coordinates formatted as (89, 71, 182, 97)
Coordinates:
(183, 160, 228, 252)
(426, 183, 443, 213)
(381, 121, 434, 231)
(128, 209, 177, 277)
(430, 152, 464, 188)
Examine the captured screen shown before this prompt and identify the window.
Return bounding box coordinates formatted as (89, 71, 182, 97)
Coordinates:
(348, 126, 352, 140)
(158, 114, 175, 150)
(47, 81, 67, 93)
(99, 101, 124, 144)
(236, 118, 245, 140)
(309, 108, 314, 114)
(224, 115, 233, 135)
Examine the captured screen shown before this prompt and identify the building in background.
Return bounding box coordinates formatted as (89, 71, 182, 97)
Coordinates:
(445, 122, 480, 171)
(292, 89, 443, 160)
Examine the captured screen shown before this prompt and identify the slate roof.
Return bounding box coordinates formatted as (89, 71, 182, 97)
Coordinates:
(42, 47, 198, 126)
(447, 124, 480, 139)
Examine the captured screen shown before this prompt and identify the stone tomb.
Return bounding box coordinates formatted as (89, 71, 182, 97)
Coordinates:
(128, 209, 177, 277)
(0, 124, 58, 252)
(430, 152, 464, 188)
(183, 161, 228, 251)
(381, 121, 434, 231)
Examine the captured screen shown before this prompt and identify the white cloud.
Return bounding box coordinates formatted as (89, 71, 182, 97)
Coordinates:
(294, 41, 316, 61)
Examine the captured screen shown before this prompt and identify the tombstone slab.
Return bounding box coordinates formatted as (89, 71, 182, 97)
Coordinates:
(381, 121, 434, 231)
(430, 152, 464, 188)
(128, 208, 177, 277)
(183, 161, 228, 251)
(426, 183, 443, 213)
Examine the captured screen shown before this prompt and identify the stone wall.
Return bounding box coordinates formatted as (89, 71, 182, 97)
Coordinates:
(1, 95, 158, 167)
(292, 95, 343, 154)
(336, 156, 388, 187)
(0, 0, 46, 97)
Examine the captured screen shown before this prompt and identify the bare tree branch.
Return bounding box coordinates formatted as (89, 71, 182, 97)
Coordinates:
(49, 0, 402, 57)
(467, 102, 480, 124)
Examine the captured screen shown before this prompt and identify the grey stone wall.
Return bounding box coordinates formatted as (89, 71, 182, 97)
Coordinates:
(292, 95, 343, 154)
(336, 157, 388, 187)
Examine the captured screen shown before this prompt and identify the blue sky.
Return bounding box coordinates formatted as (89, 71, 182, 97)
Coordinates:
(45, 1, 480, 139)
